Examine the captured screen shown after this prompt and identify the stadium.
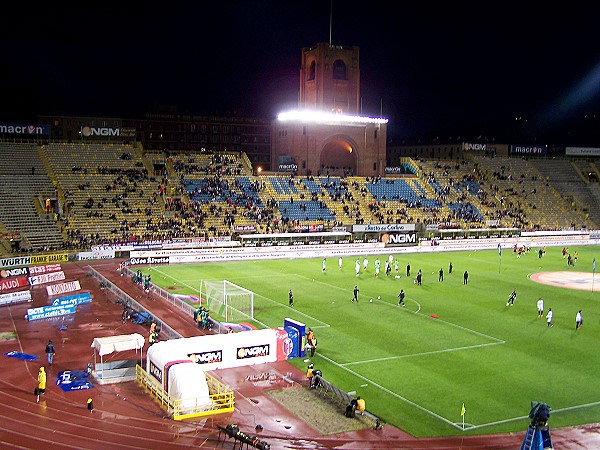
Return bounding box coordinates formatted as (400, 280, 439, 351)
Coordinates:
(2, 16, 600, 450)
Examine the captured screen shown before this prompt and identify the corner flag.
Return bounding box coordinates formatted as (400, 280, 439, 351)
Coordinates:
(498, 243, 502, 257)
(461, 403, 465, 417)
(594, 258, 597, 273)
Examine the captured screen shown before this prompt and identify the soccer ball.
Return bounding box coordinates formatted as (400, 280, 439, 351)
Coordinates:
(369, 298, 373, 303)
(377, 296, 381, 300)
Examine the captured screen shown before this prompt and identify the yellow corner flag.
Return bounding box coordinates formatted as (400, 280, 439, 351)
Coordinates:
(461, 403, 466, 417)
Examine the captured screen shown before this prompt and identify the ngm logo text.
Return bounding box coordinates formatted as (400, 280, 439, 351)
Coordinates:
(189, 350, 223, 364)
(237, 344, 270, 359)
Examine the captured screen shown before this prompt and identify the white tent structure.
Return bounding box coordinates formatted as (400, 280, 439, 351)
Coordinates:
(168, 362, 211, 413)
(91, 333, 145, 381)
(145, 329, 278, 412)
(146, 341, 212, 413)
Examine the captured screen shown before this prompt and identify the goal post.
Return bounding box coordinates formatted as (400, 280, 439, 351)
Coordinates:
(200, 280, 254, 323)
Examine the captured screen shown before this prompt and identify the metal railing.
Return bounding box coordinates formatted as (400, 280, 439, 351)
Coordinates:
(88, 266, 182, 341)
(135, 364, 234, 420)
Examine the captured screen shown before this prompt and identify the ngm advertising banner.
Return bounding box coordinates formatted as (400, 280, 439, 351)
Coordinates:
(0, 267, 29, 278)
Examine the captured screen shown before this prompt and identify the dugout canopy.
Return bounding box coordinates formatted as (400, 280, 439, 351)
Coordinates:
(91, 333, 145, 378)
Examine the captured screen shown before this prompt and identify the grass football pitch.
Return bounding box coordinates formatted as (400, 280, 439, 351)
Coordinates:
(143, 245, 600, 437)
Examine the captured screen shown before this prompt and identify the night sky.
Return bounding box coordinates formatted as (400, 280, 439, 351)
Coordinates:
(3, 2, 600, 143)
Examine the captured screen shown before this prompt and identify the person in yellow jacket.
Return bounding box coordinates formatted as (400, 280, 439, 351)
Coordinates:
(149, 331, 159, 346)
(36, 367, 46, 402)
(306, 364, 314, 387)
(356, 397, 366, 415)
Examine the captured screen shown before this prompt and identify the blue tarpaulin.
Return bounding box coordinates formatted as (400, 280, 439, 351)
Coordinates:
(3, 351, 40, 361)
(56, 370, 94, 392)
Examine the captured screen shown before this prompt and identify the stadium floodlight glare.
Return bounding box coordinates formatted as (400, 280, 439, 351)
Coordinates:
(277, 110, 388, 125)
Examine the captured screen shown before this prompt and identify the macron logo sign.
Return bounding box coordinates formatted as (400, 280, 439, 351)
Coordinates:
(0, 123, 50, 136)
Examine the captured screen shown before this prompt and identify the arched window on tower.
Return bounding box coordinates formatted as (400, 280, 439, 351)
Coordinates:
(308, 61, 316, 81)
(332, 60, 347, 80)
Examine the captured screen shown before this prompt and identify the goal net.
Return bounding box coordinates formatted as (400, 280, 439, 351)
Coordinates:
(201, 280, 254, 323)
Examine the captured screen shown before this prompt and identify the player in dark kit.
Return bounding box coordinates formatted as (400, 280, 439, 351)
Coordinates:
(353, 285, 359, 302)
(398, 289, 406, 307)
(507, 289, 517, 306)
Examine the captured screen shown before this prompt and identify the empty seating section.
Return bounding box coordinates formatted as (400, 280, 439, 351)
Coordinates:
(412, 179, 428, 197)
(299, 178, 323, 195)
(277, 200, 336, 222)
(0, 143, 46, 175)
(529, 158, 600, 228)
(270, 177, 284, 194)
(472, 156, 593, 230)
(572, 160, 593, 180)
(269, 177, 299, 195)
(0, 143, 63, 250)
(263, 175, 337, 227)
(403, 162, 417, 174)
(42, 142, 166, 246)
(366, 179, 441, 209)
